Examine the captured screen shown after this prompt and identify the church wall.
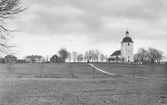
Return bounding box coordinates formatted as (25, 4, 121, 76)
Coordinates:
(121, 42, 134, 62)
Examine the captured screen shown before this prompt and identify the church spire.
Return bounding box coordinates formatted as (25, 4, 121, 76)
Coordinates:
(125, 31, 129, 37)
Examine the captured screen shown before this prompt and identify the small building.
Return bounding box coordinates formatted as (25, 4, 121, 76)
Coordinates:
(109, 50, 121, 62)
(4, 55, 17, 63)
(26, 55, 42, 62)
(50, 54, 61, 63)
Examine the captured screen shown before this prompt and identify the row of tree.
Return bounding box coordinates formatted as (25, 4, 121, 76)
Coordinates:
(57, 48, 108, 63)
(134, 47, 164, 64)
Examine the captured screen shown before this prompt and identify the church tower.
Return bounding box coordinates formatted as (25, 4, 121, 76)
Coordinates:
(121, 31, 134, 62)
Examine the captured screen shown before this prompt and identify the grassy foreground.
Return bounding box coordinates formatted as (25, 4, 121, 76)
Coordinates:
(0, 63, 167, 105)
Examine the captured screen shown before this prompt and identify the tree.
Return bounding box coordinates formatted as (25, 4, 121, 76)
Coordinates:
(58, 48, 69, 63)
(0, 0, 26, 53)
(136, 47, 164, 64)
(105, 55, 108, 62)
(77, 53, 83, 62)
(84, 51, 89, 62)
(88, 50, 94, 62)
(84, 50, 95, 62)
(136, 47, 149, 63)
(148, 47, 163, 63)
(100, 54, 105, 62)
(72, 51, 77, 62)
(67, 52, 71, 62)
(94, 50, 100, 62)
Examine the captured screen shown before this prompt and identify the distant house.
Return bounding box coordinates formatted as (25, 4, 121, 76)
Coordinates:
(109, 50, 121, 62)
(50, 54, 61, 63)
(0, 57, 5, 63)
(4, 55, 17, 63)
(26, 55, 42, 62)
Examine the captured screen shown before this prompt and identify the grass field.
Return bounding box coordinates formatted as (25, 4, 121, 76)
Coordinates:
(0, 63, 166, 78)
(0, 63, 111, 78)
(95, 63, 167, 78)
(0, 63, 167, 105)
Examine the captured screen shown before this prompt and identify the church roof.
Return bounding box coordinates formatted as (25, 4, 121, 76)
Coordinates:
(121, 37, 133, 43)
(110, 50, 121, 56)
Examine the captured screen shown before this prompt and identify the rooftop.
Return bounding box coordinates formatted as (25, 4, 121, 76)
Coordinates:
(111, 50, 121, 56)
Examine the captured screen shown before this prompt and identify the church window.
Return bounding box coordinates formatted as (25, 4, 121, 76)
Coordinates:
(128, 43, 130, 46)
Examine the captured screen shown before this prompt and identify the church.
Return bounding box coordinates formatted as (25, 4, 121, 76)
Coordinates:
(110, 31, 134, 62)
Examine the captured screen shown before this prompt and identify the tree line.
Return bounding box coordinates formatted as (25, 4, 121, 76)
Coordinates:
(134, 47, 164, 64)
(57, 48, 108, 63)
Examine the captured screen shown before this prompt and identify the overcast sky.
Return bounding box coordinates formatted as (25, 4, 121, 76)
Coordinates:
(3, 0, 167, 59)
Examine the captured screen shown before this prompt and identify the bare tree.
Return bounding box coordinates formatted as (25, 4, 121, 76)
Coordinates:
(88, 50, 94, 62)
(136, 47, 149, 64)
(0, 0, 26, 53)
(148, 47, 163, 63)
(94, 50, 100, 62)
(67, 52, 71, 62)
(72, 51, 77, 62)
(100, 54, 105, 62)
(77, 53, 83, 62)
(136, 47, 164, 64)
(58, 48, 69, 63)
(84, 51, 89, 62)
(105, 55, 108, 62)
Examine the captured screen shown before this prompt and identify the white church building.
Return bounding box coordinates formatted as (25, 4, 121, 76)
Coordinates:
(110, 31, 134, 62)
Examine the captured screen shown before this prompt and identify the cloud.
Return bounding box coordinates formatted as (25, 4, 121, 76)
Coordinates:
(9, 0, 167, 44)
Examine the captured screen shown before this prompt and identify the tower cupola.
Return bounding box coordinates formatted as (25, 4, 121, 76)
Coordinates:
(121, 31, 133, 43)
(126, 31, 129, 37)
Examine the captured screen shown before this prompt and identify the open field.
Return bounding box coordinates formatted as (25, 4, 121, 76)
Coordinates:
(0, 63, 166, 78)
(95, 63, 167, 78)
(0, 63, 167, 105)
(0, 63, 111, 78)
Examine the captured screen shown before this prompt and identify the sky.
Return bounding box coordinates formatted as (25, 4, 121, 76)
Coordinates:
(2, 0, 167, 60)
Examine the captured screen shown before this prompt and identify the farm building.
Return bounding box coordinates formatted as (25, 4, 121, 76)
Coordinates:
(50, 54, 61, 63)
(110, 31, 134, 62)
(26, 55, 42, 62)
(4, 55, 17, 63)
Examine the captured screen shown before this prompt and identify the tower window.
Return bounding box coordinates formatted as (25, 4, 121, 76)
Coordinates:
(128, 43, 130, 46)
